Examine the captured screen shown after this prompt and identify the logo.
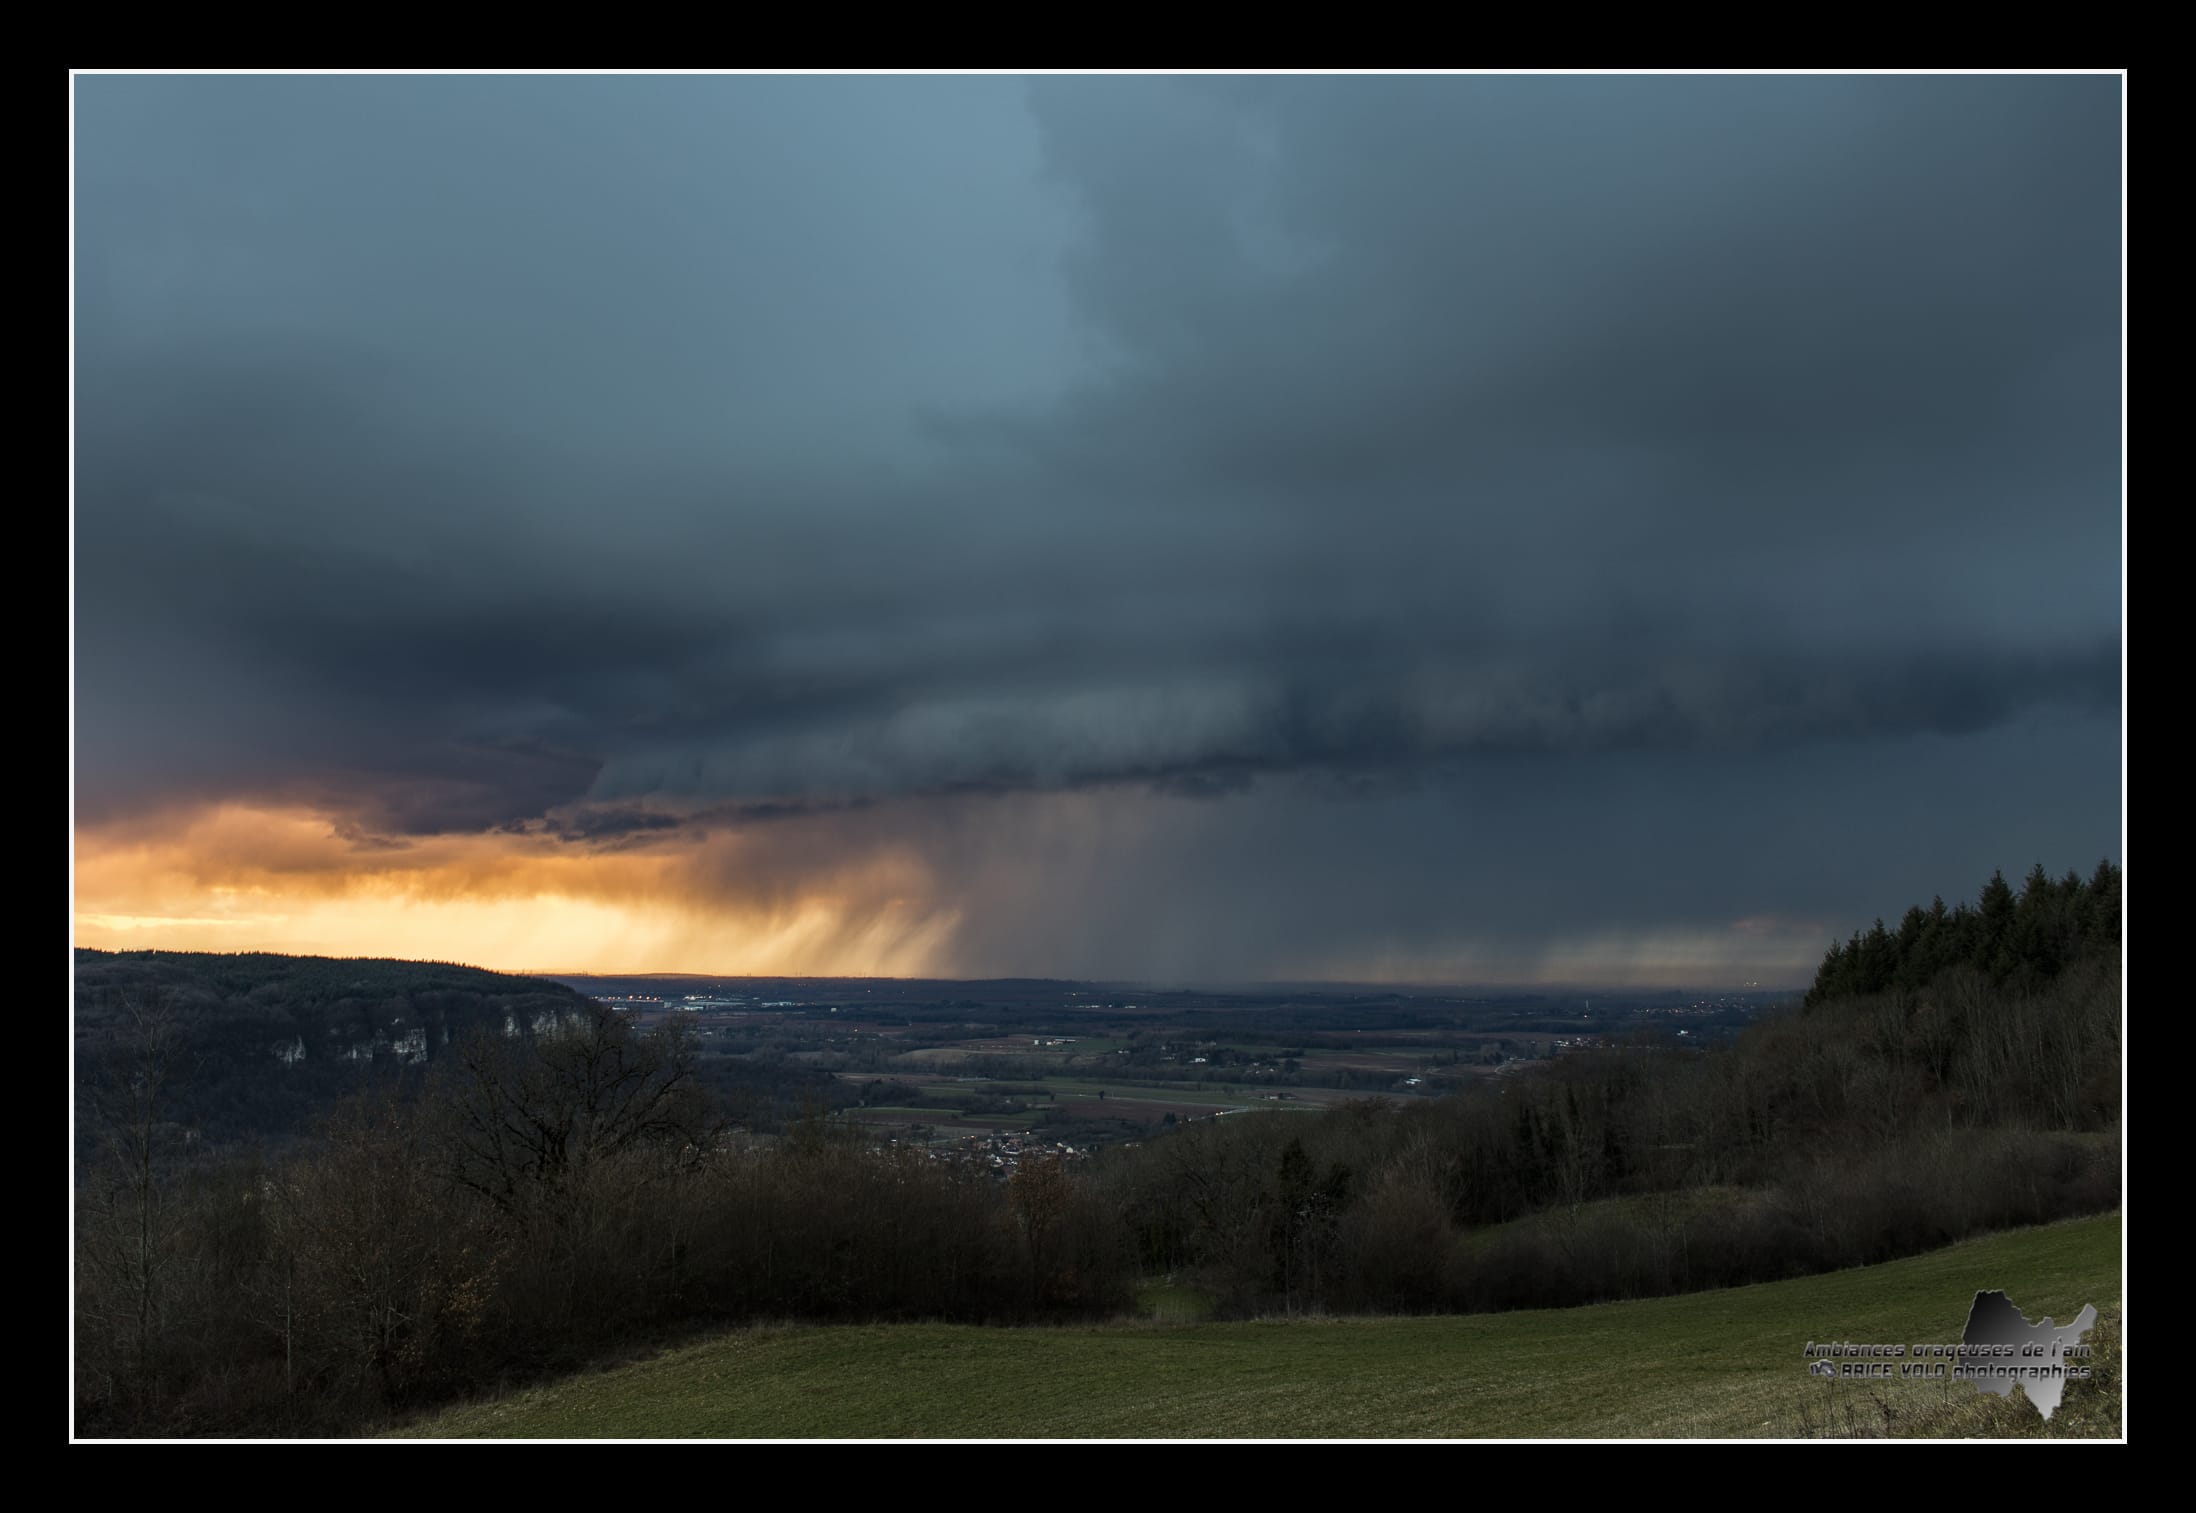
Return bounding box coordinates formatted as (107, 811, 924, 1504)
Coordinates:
(1802, 1290, 2099, 1422)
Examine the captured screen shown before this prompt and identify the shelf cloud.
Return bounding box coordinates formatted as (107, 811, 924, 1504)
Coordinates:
(73, 74, 2122, 981)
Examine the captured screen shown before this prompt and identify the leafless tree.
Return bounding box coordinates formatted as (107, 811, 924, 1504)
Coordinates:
(438, 1005, 720, 1216)
(1010, 1154, 1072, 1309)
(258, 1096, 500, 1408)
(78, 986, 194, 1394)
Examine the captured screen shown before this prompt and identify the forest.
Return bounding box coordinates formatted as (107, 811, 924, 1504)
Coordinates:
(73, 863, 2120, 1436)
(1805, 861, 2121, 1004)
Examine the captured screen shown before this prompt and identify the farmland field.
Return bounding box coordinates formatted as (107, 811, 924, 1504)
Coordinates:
(398, 1214, 2119, 1439)
(540, 976, 1776, 1157)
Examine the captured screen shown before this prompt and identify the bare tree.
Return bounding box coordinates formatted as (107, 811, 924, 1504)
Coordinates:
(78, 986, 194, 1394)
(1009, 1154, 1071, 1310)
(259, 1096, 500, 1409)
(439, 1005, 719, 1216)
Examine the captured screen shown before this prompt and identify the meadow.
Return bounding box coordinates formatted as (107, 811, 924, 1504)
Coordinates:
(398, 1213, 2119, 1439)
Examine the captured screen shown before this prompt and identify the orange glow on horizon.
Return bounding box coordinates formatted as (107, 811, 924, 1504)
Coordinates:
(72, 802, 963, 976)
(73, 800, 1820, 987)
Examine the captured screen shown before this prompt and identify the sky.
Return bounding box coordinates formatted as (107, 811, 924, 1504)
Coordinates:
(71, 72, 2123, 986)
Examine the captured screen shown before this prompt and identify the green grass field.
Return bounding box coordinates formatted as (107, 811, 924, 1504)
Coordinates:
(398, 1214, 2119, 1439)
(838, 1107, 1028, 1124)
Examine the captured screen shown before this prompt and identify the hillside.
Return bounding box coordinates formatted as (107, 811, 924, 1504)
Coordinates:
(73, 950, 599, 1150)
(399, 1213, 2120, 1439)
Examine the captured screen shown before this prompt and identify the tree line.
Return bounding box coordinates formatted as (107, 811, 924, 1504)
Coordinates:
(1806, 860, 2121, 1005)
(75, 994, 1127, 1435)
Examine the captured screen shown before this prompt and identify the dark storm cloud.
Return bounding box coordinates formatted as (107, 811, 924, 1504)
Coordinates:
(73, 74, 2120, 974)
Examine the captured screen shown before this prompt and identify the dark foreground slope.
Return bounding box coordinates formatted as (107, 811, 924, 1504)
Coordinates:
(400, 1213, 2119, 1439)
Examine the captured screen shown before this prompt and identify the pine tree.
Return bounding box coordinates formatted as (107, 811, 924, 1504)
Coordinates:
(1806, 938, 1847, 1007)
(2084, 858, 2122, 960)
(1803, 863, 2118, 1007)
(1858, 919, 1894, 995)
(1977, 869, 2017, 977)
(1921, 896, 1950, 981)
(1895, 905, 1931, 989)
(1947, 900, 1979, 970)
(2010, 863, 2057, 983)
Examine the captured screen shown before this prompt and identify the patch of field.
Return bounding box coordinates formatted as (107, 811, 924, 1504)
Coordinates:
(870, 1061, 1446, 1107)
(398, 1214, 2119, 1440)
(1032, 1079, 1391, 1108)
(891, 1046, 979, 1066)
(1040, 1082, 1242, 1103)
(836, 1108, 1028, 1132)
(894, 1037, 1122, 1062)
(1053, 1098, 1250, 1122)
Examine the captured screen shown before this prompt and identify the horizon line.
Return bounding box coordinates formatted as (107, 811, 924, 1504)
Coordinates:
(72, 943, 1806, 994)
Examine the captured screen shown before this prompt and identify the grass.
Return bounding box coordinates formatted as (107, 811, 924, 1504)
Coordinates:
(397, 1213, 2119, 1439)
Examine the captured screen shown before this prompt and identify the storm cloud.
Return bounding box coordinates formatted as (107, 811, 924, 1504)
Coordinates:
(71, 73, 2122, 981)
